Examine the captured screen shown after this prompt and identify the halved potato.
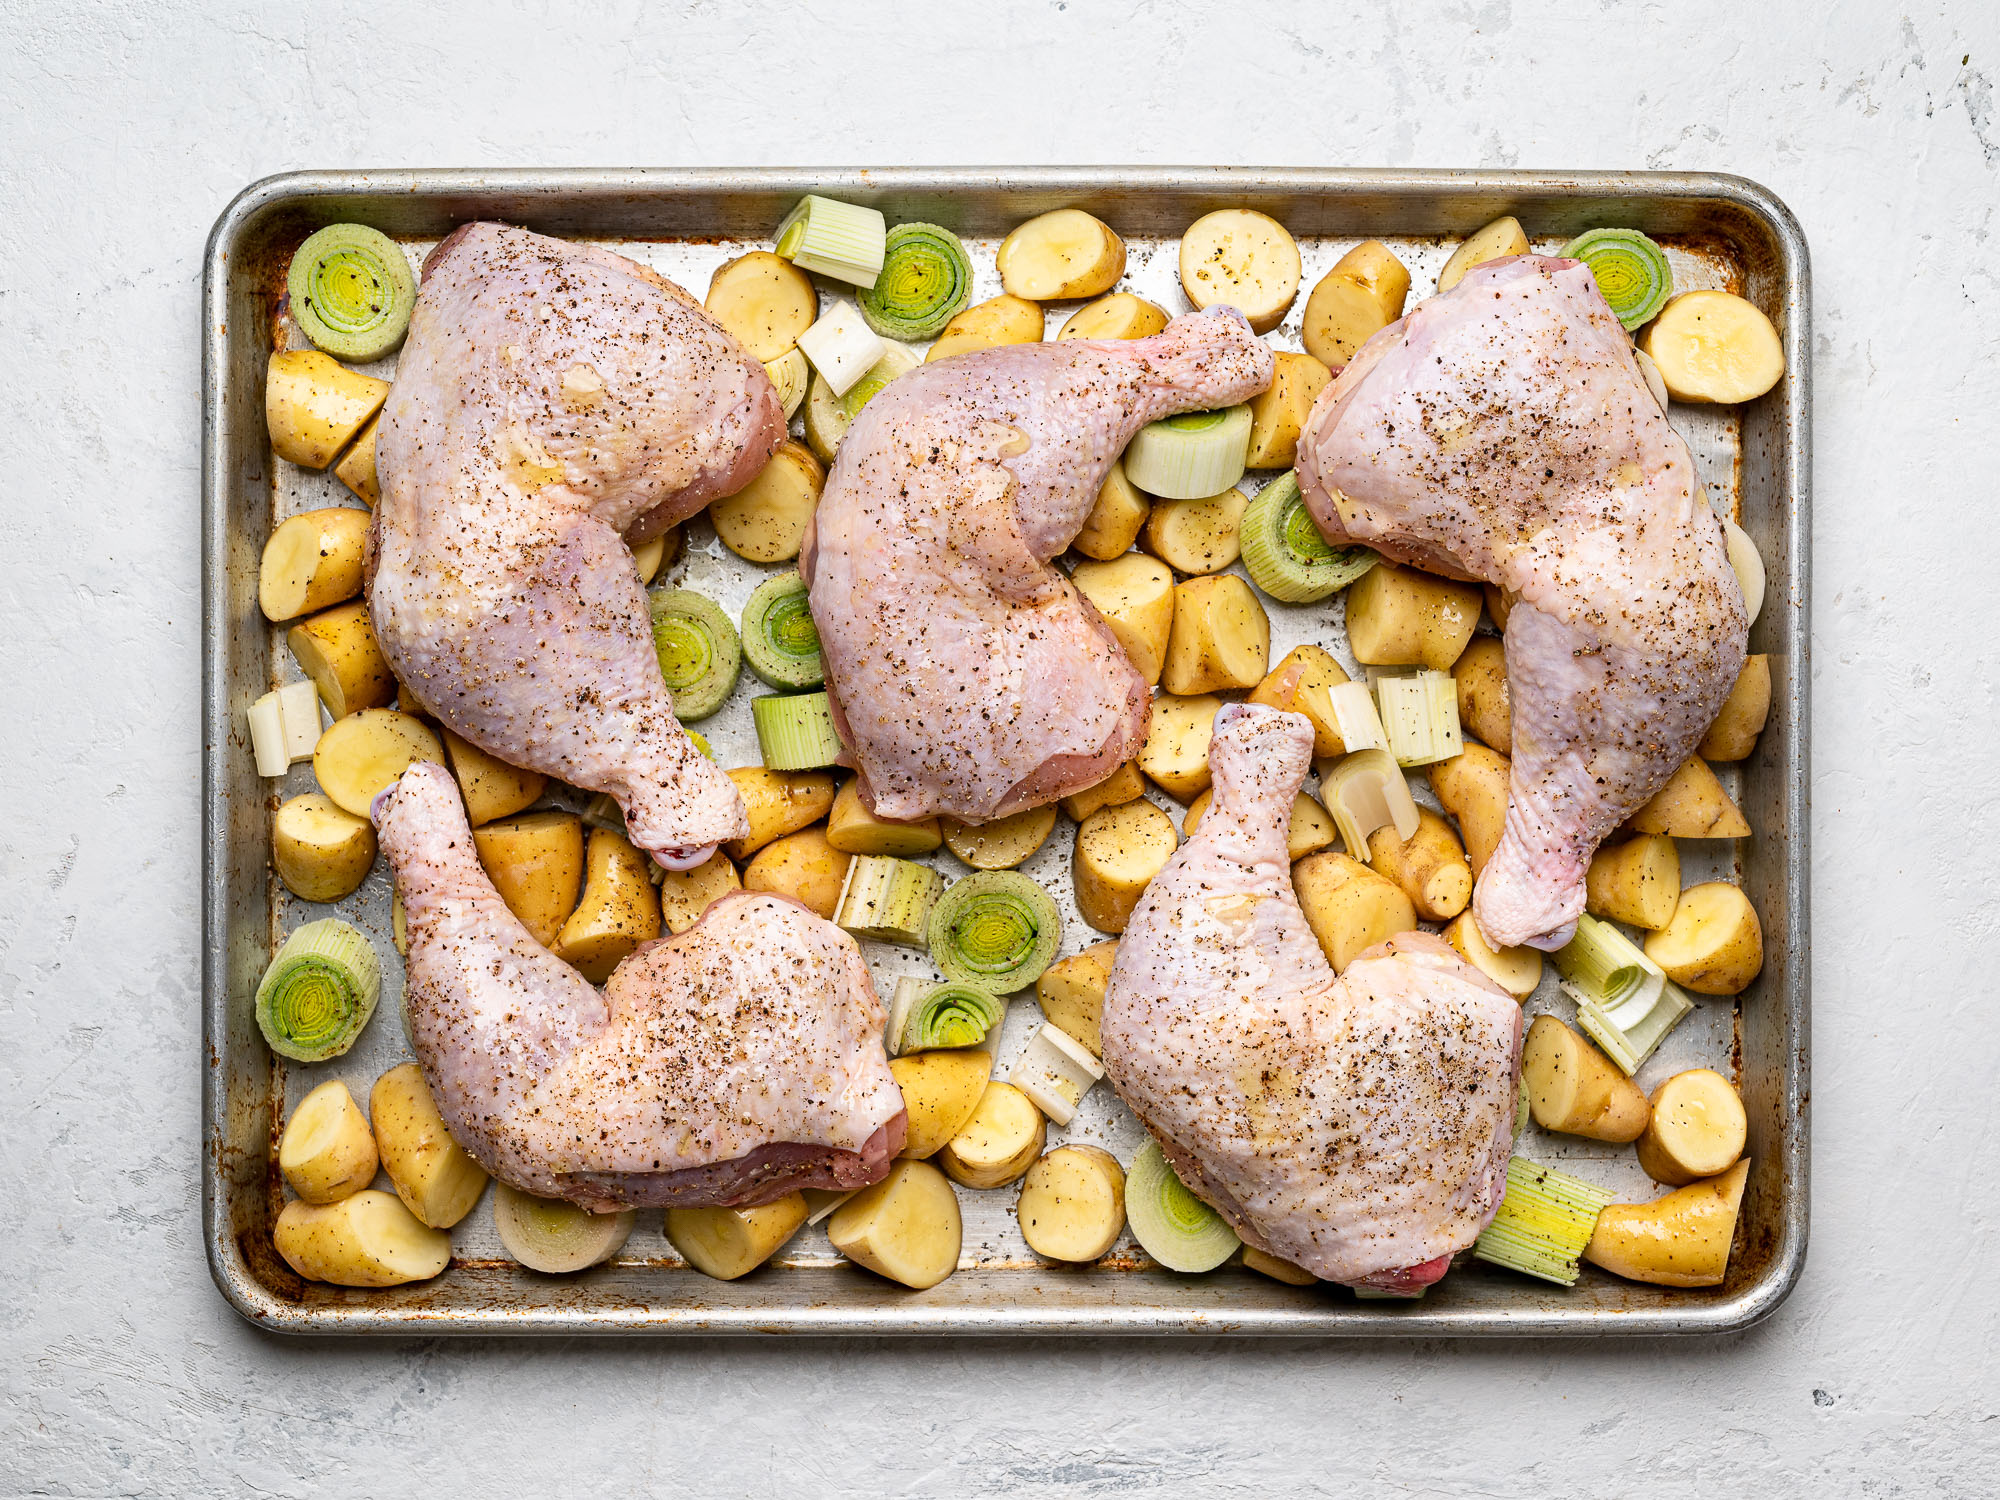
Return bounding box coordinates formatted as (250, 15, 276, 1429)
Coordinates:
(1638, 291, 1784, 404)
(1247, 644, 1352, 757)
(723, 767, 837, 861)
(370, 1062, 489, 1230)
(311, 708, 445, 818)
(266, 350, 390, 469)
(1697, 654, 1773, 762)
(1071, 460, 1151, 562)
(1366, 806, 1473, 921)
(704, 250, 817, 361)
(1184, 787, 1337, 862)
(1628, 757, 1750, 839)
(441, 729, 546, 828)
(288, 601, 396, 719)
(1644, 882, 1763, 994)
(891, 1049, 994, 1160)
(1017, 1145, 1125, 1262)
(1586, 834, 1681, 931)
(1074, 798, 1178, 933)
(998, 209, 1125, 301)
(279, 1078, 378, 1205)
(1137, 693, 1221, 802)
(1584, 1158, 1750, 1288)
(942, 805, 1058, 870)
(1058, 292, 1169, 342)
(927, 294, 1044, 362)
(1291, 852, 1418, 973)
(939, 1082, 1046, 1190)
(1141, 486, 1247, 577)
(827, 778, 943, 856)
(259, 507, 371, 621)
(656, 849, 741, 934)
(1437, 216, 1530, 293)
(1162, 574, 1268, 695)
(1451, 636, 1511, 753)
(1344, 561, 1481, 669)
(1243, 351, 1333, 469)
(742, 825, 850, 919)
(274, 1190, 450, 1287)
(1637, 1069, 1748, 1186)
(1522, 1015, 1649, 1141)
(1059, 761, 1147, 824)
(1442, 910, 1542, 999)
(332, 412, 381, 505)
(552, 826, 663, 983)
(1071, 553, 1176, 685)
(471, 809, 585, 947)
(1036, 939, 1118, 1057)
(1178, 209, 1301, 333)
(1302, 242, 1410, 368)
(273, 792, 376, 902)
(1428, 744, 1511, 876)
(708, 439, 823, 564)
(827, 1159, 963, 1290)
(667, 1193, 809, 1280)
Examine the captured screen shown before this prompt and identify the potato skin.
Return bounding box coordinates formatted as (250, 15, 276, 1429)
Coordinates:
(722, 767, 836, 861)
(826, 778, 943, 856)
(1697, 654, 1772, 762)
(1584, 1159, 1750, 1287)
(370, 1063, 490, 1230)
(655, 849, 742, 934)
(1247, 644, 1351, 758)
(1291, 852, 1418, 974)
(1628, 757, 1751, 839)
(442, 728, 546, 827)
(742, 825, 850, 919)
(1059, 761, 1147, 824)
(272, 793, 376, 903)
(1428, 744, 1511, 876)
(1074, 799, 1178, 934)
(471, 810, 585, 948)
(1522, 1015, 1649, 1142)
(927, 294, 1043, 362)
(1585, 834, 1681, 931)
(666, 1193, 809, 1281)
(552, 827, 664, 984)
(1244, 350, 1332, 470)
(1035, 939, 1118, 1057)
(274, 1190, 451, 1287)
(1451, 636, 1511, 753)
(1161, 574, 1269, 696)
(1058, 293, 1169, 342)
(1302, 241, 1410, 368)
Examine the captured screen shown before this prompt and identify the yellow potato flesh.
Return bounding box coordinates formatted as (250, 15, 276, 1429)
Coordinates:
(1584, 1159, 1750, 1288)
(703, 251, 817, 361)
(278, 1078, 379, 1204)
(1184, 788, 1337, 862)
(369, 1063, 490, 1230)
(1344, 561, 1481, 669)
(1291, 851, 1417, 974)
(938, 1082, 1047, 1190)
(1451, 636, 1512, 753)
(1058, 292, 1169, 342)
(288, 601, 396, 719)
(311, 708, 445, 819)
(332, 412, 381, 505)
(1442, 911, 1542, 999)
(1243, 350, 1333, 470)
(274, 1190, 450, 1287)
(724, 767, 837, 861)
(1035, 939, 1118, 1057)
(667, 1193, 809, 1280)
(942, 805, 1058, 870)
(471, 810, 585, 947)
(553, 826, 664, 984)
(1161, 574, 1269, 696)
(1074, 799, 1178, 935)
(1366, 806, 1473, 922)
(1178, 209, 1302, 333)
(1301, 241, 1410, 368)
(1137, 693, 1222, 803)
(827, 1159, 963, 1290)
(1017, 1145, 1125, 1263)
(890, 1049, 994, 1160)
(1639, 291, 1784, 404)
(1522, 1015, 1649, 1142)
(926, 294, 1044, 362)
(1644, 881, 1764, 994)
(655, 849, 741, 935)
(1071, 460, 1152, 561)
(266, 350, 390, 469)
(1586, 834, 1681, 931)
(259, 507, 370, 621)
(708, 440, 823, 564)
(826, 778, 943, 856)
(1243, 1247, 1318, 1285)
(1437, 216, 1530, 293)
(997, 209, 1125, 301)
(1059, 760, 1147, 824)
(1070, 553, 1175, 686)
(1142, 486, 1247, 577)
(441, 728, 546, 827)
(1638, 1069, 1747, 1186)
(742, 825, 850, 919)
(1247, 644, 1352, 758)
(272, 792, 377, 903)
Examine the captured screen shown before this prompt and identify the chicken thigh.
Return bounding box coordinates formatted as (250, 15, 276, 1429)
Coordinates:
(1296, 256, 1747, 949)
(1102, 704, 1521, 1288)
(803, 310, 1272, 823)
(373, 762, 906, 1211)
(370, 222, 784, 867)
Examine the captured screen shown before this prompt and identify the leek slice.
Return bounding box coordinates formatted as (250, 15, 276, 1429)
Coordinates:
(751, 691, 842, 771)
(1559, 228, 1673, 331)
(928, 871, 1061, 993)
(1319, 747, 1419, 858)
(248, 681, 323, 776)
(1552, 914, 1695, 1074)
(796, 300, 886, 398)
(804, 341, 920, 460)
(1239, 473, 1378, 604)
(255, 918, 379, 1062)
(1327, 680, 1389, 755)
(1376, 670, 1464, 767)
(1125, 1139, 1240, 1273)
(763, 348, 809, 420)
(492, 1183, 636, 1274)
(741, 572, 825, 689)
(1472, 1156, 1617, 1285)
(859, 223, 974, 341)
(647, 589, 740, 722)
(1007, 1021, 1104, 1126)
(835, 855, 944, 947)
(774, 195, 887, 288)
(286, 223, 416, 362)
(886, 975, 1005, 1055)
(1122, 406, 1253, 500)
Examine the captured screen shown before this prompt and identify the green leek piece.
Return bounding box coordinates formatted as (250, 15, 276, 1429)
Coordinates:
(859, 223, 974, 341)
(740, 572, 825, 689)
(835, 855, 944, 947)
(647, 589, 740, 721)
(1559, 228, 1673, 331)
(1551, 914, 1694, 1074)
(775, 195, 887, 288)
(255, 918, 380, 1062)
(1125, 1140, 1241, 1273)
(886, 976, 1005, 1055)
(1376, 670, 1464, 767)
(764, 348, 809, 420)
(286, 223, 416, 362)
(751, 691, 842, 771)
(1472, 1156, 1618, 1285)
(927, 871, 1061, 993)
(1239, 472, 1378, 604)
(1121, 406, 1253, 500)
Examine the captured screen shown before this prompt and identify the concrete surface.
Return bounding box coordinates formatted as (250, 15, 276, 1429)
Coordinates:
(4, 1, 1997, 1494)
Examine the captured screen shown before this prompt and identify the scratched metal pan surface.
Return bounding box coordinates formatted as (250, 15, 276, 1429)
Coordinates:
(202, 169, 1809, 1336)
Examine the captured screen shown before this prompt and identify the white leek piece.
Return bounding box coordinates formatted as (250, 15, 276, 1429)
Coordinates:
(774, 195, 887, 288)
(248, 682, 323, 776)
(764, 347, 809, 419)
(1318, 748, 1420, 859)
(1376, 670, 1463, 767)
(1008, 1021, 1104, 1126)
(834, 855, 943, 947)
(1327, 679, 1389, 755)
(1121, 406, 1253, 499)
(248, 692, 289, 777)
(796, 300, 887, 397)
(1552, 914, 1695, 1074)
(885, 975, 1004, 1056)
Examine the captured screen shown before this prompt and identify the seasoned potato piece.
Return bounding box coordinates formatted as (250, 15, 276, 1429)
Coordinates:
(656, 849, 741, 935)
(440, 729, 546, 828)
(1036, 939, 1118, 1057)
(1243, 1247, 1318, 1285)
(1060, 760, 1147, 824)
(1162, 574, 1269, 695)
(629, 526, 679, 586)
(742, 825, 850, 919)
(471, 810, 585, 947)
(1483, 582, 1514, 632)
(260, 507, 371, 621)
(266, 350, 390, 468)
(1697, 655, 1772, 762)
(370, 1062, 490, 1229)
(1428, 744, 1511, 876)
(279, 1078, 378, 1205)
(1584, 1158, 1750, 1288)
(927, 294, 1044, 362)
(1442, 911, 1542, 999)
(826, 778, 943, 856)
(1184, 787, 1337, 862)
(1522, 1015, 1649, 1141)
(1178, 209, 1302, 333)
(708, 440, 823, 564)
(1141, 486, 1247, 577)
(667, 1193, 809, 1281)
(1292, 852, 1417, 973)
(552, 827, 663, 983)
(1247, 644, 1352, 758)
(274, 1190, 450, 1288)
(890, 1049, 994, 1160)
(273, 792, 376, 903)
(312, 708, 445, 818)
(1639, 291, 1784, 404)
(998, 209, 1125, 301)
(1637, 1069, 1747, 1185)
(1072, 460, 1152, 561)
(1437, 216, 1530, 293)
(704, 250, 817, 361)
(1243, 351, 1333, 469)
(332, 412, 381, 505)
(1017, 1144, 1125, 1262)
(1302, 242, 1410, 368)
(1070, 553, 1176, 685)
(1137, 693, 1222, 802)
(723, 767, 837, 861)
(1058, 292, 1169, 342)
(1345, 561, 1481, 669)
(1645, 882, 1763, 994)
(1366, 806, 1473, 921)
(827, 1159, 963, 1289)
(1074, 799, 1178, 934)
(942, 805, 1058, 870)
(1628, 757, 1750, 838)
(288, 601, 396, 719)
(1451, 636, 1511, 753)
(1586, 834, 1681, 931)
(939, 1082, 1047, 1190)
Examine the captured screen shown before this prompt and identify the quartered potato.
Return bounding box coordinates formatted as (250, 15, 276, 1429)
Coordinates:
(1442, 911, 1542, 999)
(942, 805, 1058, 871)
(273, 792, 377, 903)
(1137, 693, 1221, 802)
(1451, 637, 1511, 753)
(667, 1193, 809, 1281)
(827, 778, 943, 856)
(1637, 1069, 1748, 1186)
(1178, 209, 1302, 333)
(1035, 939, 1118, 1057)
(1247, 644, 1352, 758)
(1645, 882, 1763, 994)
(1627, 757, 1749, 839)
(723, 767, 837, 860)
(1584, 1159, 1750, 1288)
(1292, 852, 1417, 974)
(1344, 561, 1480, 669)
(656, 849, 741, 934)
(1302, 241, 1410, 368)
(1017, 1145, 1125, 1262)
(1427, 743, 1511, 876)
(1437, 216, 1530, 293)
(1071, 460, 1152, 561)
(1586, 834, 1680, 931)
(1697, 654, 1772, 762)
(472, 810, 585, 947)
(938, 1082, 1046, 1190)
(333, 413, 381, 505)
(274, 1190, 450, 1288)
(288, 601, 396, 719)
(1059, 760, 1147, 825)
(1070, 553, 1176, 686)
(1243, 351, 1333, 470)
(1058, 292, 1169, 342)
(891, 1049, 994, 1159)
(1522, 1015, 1649, 1142)
(266, 350, 390, 468)
(1142, 486, 1247, 577)
(1366, 807, 1473, 922)
(1639, 291, 1784, 404)
(552, 826, 663, 983)
(742, 825, 851, 919)
(1183, 787, 1337, 862)
(278, 1078, 379, 1205)
(997, 209, 1125, 301)
(1161, 574, 1268, 696)
(1074, 799, 1178, 934)
(442, 729, 546, 827)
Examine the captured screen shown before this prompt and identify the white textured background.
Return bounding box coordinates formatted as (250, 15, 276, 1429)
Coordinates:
(4, 1, 1997, 1494)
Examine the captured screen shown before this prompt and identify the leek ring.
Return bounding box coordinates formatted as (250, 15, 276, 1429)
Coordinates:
(286, 223, 416, 362)
(859, 223, 974, 341)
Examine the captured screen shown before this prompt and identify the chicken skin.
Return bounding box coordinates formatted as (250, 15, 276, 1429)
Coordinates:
(1296, 256, 1747, 949)
(370, 223, 783, 867)
(803, 309, 1272, 823)
(1102, 704, 1521, 1288)
(373, 762, 906, 1211)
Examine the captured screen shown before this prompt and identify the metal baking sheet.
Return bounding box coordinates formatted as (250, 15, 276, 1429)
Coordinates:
(203, 168, 1809, 1336)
